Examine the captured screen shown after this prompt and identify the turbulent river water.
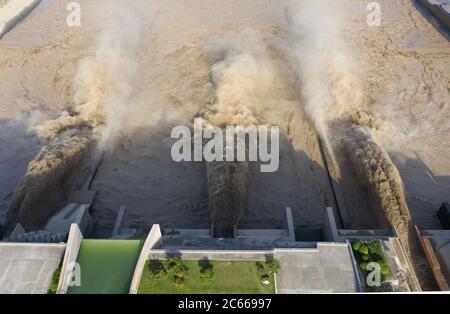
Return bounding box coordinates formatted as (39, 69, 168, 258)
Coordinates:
(0, 0, 449, 287)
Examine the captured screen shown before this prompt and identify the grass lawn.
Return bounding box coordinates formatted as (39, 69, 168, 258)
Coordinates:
(138, 260, 275, 294)
(68, 240, 143, 294)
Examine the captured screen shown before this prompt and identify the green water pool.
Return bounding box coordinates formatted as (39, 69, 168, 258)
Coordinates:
(68, 240, 143, 294)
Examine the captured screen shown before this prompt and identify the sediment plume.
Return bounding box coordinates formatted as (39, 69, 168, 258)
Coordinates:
(4, 128, 93, 231)
(342, 124, 435, 290)
(206, 159, 249, 237)
(290, 1, 365, 141)
(290, 1, 435, 290)
(202, 44, 268, 237)
(2, 3, 144, 234)
(35, 5, 143, 150)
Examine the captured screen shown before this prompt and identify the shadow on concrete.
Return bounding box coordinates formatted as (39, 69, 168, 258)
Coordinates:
(0, 119, 42, 229)
(70, 112, 391, 236)
(412, 0, 450, 41)
(89, 115, 210, 232)
(1, 110, 398, 239)
(0, 118, 85, 236)
(389, 150, 450, 229)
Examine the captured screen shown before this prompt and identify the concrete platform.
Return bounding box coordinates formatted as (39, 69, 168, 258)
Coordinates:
(0, 243, 65, 294)
(45, 203, 93, 237)
(161, 235, 316, 250)
(425, 231, 450, 287)
(274, 243, 357, 293)
(68, 190, 97, 206)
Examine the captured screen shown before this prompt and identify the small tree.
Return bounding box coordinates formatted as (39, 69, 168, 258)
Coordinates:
(163, 257, 190, 288)
(200, 267, 214, 284)
(265, 258, 281, 275)
(49, 266, 61, 294)
(174, 277, 184, 289)
(148, 259, 167, 282)
(255, 258, 281, 283)
(255, 261, 266, 275)
(173, 263, 189, 280)
(199, 259, 215, 284)
(163, 257, 183, 271)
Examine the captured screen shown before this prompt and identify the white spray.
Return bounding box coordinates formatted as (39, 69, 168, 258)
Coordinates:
(35, 2, 146, 160)
(2, 2, 150, 230)
(290, 1, 364, 140)
(289, 1, 434, 289)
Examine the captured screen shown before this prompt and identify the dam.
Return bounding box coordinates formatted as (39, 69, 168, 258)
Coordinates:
(0, 0, 449, 292)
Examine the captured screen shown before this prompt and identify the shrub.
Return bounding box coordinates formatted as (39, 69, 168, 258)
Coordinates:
(352, 240, 392, 292)
(148, 257, 190, 288)
(199, 259, 214, 284)
(200, 267, 215, 284)
(360, 262, 368, 271)
(255, 258, 281, 282)
(265, 258, 281, 275)
(174, 277, 184, 289)
(162, 258, 189, 287)
(380, 263, 390, 276)
(368, 241, 383, 256)
(255, 261, 266, 275)
(163, 257, 183, 271)
(49, 266, 61, 294)
(173, 263, 189, 279)
(358, 245, 369, 255)
(148, 259, 168, 282)
(352, 241, 362, 251)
